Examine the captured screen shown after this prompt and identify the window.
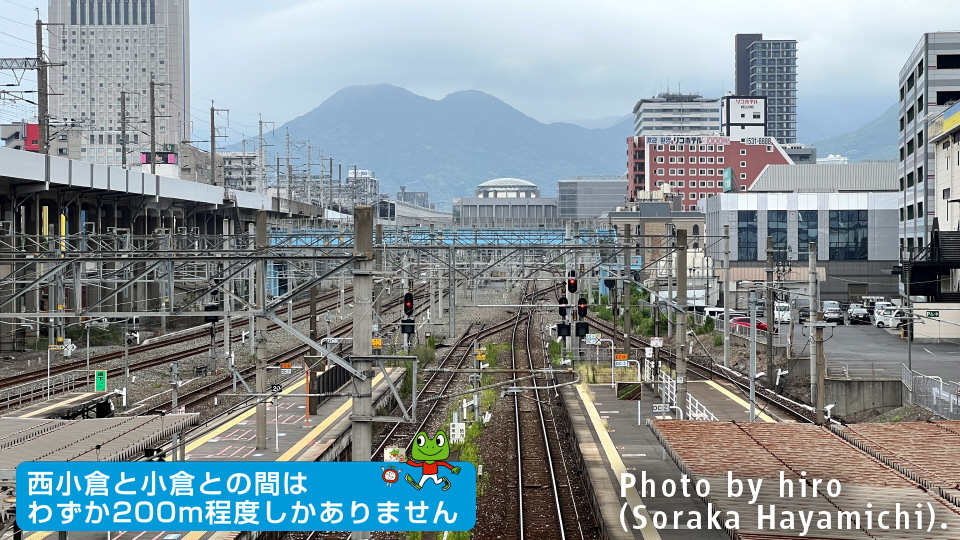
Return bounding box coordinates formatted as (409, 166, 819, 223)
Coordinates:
(700, 181, 707, 187)
(900, 208, 905, 222)
(919, 165, 924, 182)
(707, 145, 714, 151)
(918, 131, 924, 147)
(740, 149, 747, 155)
(699, 169, 706, 176)
(918, 201, 924, 215)
(907, 139, 915, 155)
(907, 73, 915, 91)
(740, 173, 747, 180)
(669, 145, 676, 151)
(657, 156, 664, 163)
(656, 168, 664, 175)
(740, 161, 747, 167)
(900, 177, 905, 191)
(907, 106, 915, 123)
(700, 192, 707, 200)
(690, 193, 697, 199)
(718, 157, 724, 164)
(738, 211, 758, 260)
(740, 185, 746, 191)
(669, 168, 676, 176)
(937, 91, 960, 105)
(708, 181, 715, 187)
(707, 157, 714, 164)
(768, 210, 788, 261)
(678, 181, 684, 187)
(669, 156, 677, 163)
(717, 145, 724, 152)
(656, 145, 664, 151)
(908, 205, 915, 220)
(689, 169, 697, 176)
(945, 188, 951, 200)
(829, 210, 868, 260)
(797, 210, 818, 260)
(918, 96, 924, 113)
(900, 147, 905, 161)
(678, 156, 685, 164)
(918, 59, 924, 78)
(693, 224, 700, 235)
(766, 145, 773, 152)
(699, 157, 706, 164)
(900, 117, 905, 132)
(937, 54, 960, 70)
(669, 181, 676, 187)
(907, 172, 914, 187)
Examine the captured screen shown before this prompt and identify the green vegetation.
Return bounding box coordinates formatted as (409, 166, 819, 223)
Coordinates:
(64, 324, 122, 346)
(547, 340, 562, 364)
(713, 334, 724, 347)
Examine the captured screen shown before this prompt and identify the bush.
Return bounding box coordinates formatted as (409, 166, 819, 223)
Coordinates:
(713, 334, 724, 347)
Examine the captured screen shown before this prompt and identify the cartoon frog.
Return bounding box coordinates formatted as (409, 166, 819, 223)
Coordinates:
(405, 429, 461, 491)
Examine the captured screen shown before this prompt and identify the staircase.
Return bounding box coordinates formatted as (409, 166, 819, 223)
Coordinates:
(939, 231, 960, 261)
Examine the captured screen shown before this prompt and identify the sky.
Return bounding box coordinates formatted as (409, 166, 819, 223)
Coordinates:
(0, 0, 957, 143)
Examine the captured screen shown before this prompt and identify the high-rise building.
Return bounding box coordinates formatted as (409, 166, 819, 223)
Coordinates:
(734, 34, 798, 143)
(632, 93, 720, 137)
(47, 0, 190, 166)
(898, 32, 960, 257)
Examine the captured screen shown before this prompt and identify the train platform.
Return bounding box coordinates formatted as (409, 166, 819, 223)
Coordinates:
(4, 392, 114, 420)
(560, 376, 798, 540)
(13, 368, 405, 540)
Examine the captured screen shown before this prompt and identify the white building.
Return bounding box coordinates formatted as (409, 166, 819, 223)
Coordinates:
(632, 93, 720, 137)
(222, 151, 264, 193)
(818, 154, 849, 165)
(48, 0, 191, 166)
(720, 94, 766, 139)
(898, 32, 960, 257)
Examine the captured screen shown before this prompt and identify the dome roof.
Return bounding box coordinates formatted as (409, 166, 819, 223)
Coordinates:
(477, 178, 537, 188)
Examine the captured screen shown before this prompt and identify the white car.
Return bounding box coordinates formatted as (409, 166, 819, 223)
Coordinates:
(846, 303, 864, 316)
(875, 308, 905, 328)
(774, 302, 792, 323)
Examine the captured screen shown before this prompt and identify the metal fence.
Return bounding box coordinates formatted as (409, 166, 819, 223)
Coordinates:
(647, 359, 718, 421)
(0, 371, 84, 410)
(911, 372, 960, 420)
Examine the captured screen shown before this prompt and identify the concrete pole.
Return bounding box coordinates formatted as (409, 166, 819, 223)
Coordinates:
(667, 252, 674, 339)
(429, 224, 436, 323)
(814, 311, 825, 425)
(449, 245, 456, 337)
(766, 236, 774, 389)
(808, 241, 817, 403)
(248, 222, 256, 356)
(749, 290, 757, 421)
(352, 206, 375, 465)
(255, 211, 268, 450)
(309, 285, 319, 415)
(676, 229, 687, 417)
(723, 225, 731, 368)
(223, 218, 231, 369)
(624, 226, 632, 363)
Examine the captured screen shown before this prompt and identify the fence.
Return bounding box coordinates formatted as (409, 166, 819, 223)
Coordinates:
(910, 372, 960, 420)
(0, 371, 84, 410)
(646, 358, 719, 421)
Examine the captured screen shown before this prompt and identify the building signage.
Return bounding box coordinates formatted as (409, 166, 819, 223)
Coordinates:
(929, 101, 960, 140)
(722, 167, 735, 192)
(645, 136, 731, 146)
(927, 311, 940, 318)
(742, 137, 773, 146)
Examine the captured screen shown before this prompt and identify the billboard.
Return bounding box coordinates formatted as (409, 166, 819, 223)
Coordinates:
(722, 167, 735, 192)
(929, 101, 960, 141)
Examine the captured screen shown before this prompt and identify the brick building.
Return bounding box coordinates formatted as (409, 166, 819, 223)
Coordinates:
(626, 134, 794, 211)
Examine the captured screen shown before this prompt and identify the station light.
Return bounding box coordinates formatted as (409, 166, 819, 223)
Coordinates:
(577, 297, 587, 318)
(403, 292, 414, 316)
(558, 296, 569, 317)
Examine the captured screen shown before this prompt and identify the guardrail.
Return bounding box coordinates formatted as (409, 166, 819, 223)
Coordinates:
(910, 371, 960, 420)
(646, 359, 718, 421)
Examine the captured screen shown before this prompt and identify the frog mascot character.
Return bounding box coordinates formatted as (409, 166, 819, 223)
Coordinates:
(405, 430, 461, 491)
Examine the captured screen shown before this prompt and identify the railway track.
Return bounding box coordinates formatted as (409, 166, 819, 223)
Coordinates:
(585, 315, 815, 423)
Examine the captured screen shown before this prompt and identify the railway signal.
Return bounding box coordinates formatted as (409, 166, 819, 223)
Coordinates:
(567, 273, 578, 293)
(577, 297, 587, 318)
(557, 323, 571, 337)
(403, 292, 414, 316)
(558, 296, 568, 317)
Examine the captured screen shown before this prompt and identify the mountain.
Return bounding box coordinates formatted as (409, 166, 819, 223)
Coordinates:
(263, 84, 632, 208)
(811, 103, 899, 162)
(556, 114, 633, 130)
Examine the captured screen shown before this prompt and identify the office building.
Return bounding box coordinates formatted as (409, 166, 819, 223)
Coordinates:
(704, 162, 900, 300)
(557, 175, 628, 223)
(397, 186, 431, 209)
(898, 32, 960, 257)
(626, 134, 794, 210)
(453, 178, 559, 227)
(720, 94, 766, 138)
(784, 143, 817, 164)
(2, 121, 81, 159)
(734, 34, 798, 143)
(632, 93, 720, 137)
(47, 0, 191, 166)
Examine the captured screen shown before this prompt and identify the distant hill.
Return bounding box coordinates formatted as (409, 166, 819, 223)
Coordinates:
(262, 84, 632, 208)
(812, 103, 898, 162)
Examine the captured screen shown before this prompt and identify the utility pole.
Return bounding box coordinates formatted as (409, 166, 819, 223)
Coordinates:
(36, 17, 48, 155)
(258, 116, 265, 194)
(353, 165, 359, 209)
(240, 139, 247, 191)
(210, 102, 217, 185)
(723, 225, 731, 368)
(308, 285, 319, 415)
(120, 91, 128, 168)
(667, 249, 674, 339)
(808, 241, 817, 403)
(171, 360, 179, 409)
(749, 289, 758, 421)
(276, 157, 282, 196)
(352, 206, 374, 461)
(149, 80, 156, 174)
(624, 226, 632, 363)
(676, 229, 688, 417)
(765, 235, 774, 389)
(306, 144, 312, 205)
(285, 130, 292, 206)
(255, 211, 268, 450)
(814, 311, 825, 425)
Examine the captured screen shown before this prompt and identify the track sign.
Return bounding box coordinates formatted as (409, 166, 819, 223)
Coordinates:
(614, 360, 630, 367)
(585, 334, 598, 345)
(94, 370, 107, 392)
(645, 347, 654, 358)
(450, 422, 466, 443)
(269, 384, 282, 393)
(650, 337, 664, 347)
(372, 338, 382, 350)
(927, 311, 940, 318)
(48, 345, 64, 351)
(614, 353, 628, 361)
(175, 406, 186, 415)
(280, 363, 292, 369)
(476, 353, 486, 360)
(280, 369, 292, 375)
(652, 403, 670, 413)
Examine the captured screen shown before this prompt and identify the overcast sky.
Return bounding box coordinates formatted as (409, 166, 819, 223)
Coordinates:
(1, 0, 957, 141)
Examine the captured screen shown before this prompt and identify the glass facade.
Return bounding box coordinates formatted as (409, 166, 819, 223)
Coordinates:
(797, 210, 818, 261)
(767, 210, 787, 261)
(829, 210, 868, 260)
(738, 210, 758, 260)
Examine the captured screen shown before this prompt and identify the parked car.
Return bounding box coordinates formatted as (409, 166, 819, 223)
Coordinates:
(822, 300, 841, 312)
(715, 311, 747, 323)
(798, 306, 810, 323)
(872, 302, 894, 320)
(875, 308, 906, 328)
(823, 308, 844, 324)
(730, 316, 768, 332)
(848, 306, 871, 324)
(846, 303, 864, 316)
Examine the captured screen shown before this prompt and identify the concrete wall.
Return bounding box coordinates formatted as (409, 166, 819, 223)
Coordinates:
(911, 302, 960, 343)
(825, 378, 903, 418)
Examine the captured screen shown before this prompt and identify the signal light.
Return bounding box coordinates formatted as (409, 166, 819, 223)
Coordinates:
(575, 322, 589, 337)
(558, 296, 569, 317)
(567, 278, 578, 293)
(577, 297, 587, 318)
(403, 292, 414, 316)
(557, 323, 571, 337)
